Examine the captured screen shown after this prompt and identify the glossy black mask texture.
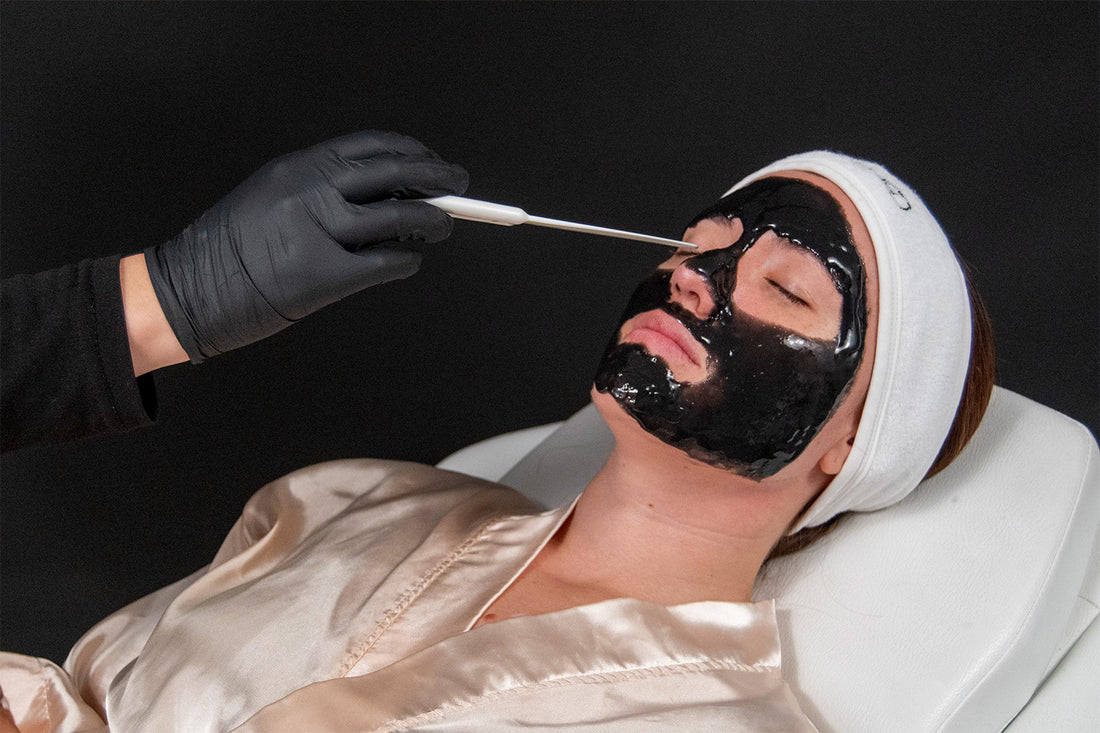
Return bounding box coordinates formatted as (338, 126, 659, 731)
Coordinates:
(594, 177, 867, 479)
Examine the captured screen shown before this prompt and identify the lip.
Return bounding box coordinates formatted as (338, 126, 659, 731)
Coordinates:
(620, 309, 708, 371)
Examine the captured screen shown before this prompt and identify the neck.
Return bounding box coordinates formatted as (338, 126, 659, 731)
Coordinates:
(539, 400, 822, 606)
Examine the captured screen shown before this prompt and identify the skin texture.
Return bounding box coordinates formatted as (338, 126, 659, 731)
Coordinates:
(476, 171, 880, 626)
(594, 177, 867, 479)
(120, 254, 188, 376)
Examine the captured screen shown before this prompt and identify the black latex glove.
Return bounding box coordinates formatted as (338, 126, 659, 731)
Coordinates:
(144, 130, 468, 362)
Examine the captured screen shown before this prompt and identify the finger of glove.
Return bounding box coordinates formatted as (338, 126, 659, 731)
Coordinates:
(265, 245, 423, 322)
(319, 129, 442, 162)
(344, 246, 423, 286)
(327, 153, 469, 203)
(329, 199, 456, 250)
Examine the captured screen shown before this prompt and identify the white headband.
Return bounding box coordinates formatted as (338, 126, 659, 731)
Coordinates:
(726, 151, 971, 532)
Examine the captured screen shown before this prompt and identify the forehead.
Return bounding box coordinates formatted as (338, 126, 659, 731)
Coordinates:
(762, 170, 879, 290)
(682, 172, 879, 304)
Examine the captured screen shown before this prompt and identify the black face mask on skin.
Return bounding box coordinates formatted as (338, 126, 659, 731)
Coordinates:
(593, 177, 868, 480)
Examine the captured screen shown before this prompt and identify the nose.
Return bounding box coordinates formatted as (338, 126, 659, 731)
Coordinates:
(669, 262, 717, 319)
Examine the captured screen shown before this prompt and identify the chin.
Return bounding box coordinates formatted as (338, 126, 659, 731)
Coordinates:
(587, 387, 694, 463)
(589, 385, 619, 418)
(590, 387, 647, 440)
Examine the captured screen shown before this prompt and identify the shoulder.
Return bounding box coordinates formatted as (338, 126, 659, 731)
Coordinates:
(251, 458, 527, 511)
(212, 459, 538, 565)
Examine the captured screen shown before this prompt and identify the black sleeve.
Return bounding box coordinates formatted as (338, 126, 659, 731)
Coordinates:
(1, 255, 157, 452)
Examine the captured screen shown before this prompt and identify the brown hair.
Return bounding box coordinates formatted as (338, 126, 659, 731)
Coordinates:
(766, 267, 996, 561)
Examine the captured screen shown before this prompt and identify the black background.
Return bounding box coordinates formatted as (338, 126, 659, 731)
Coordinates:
(2, 2, 1097, 662)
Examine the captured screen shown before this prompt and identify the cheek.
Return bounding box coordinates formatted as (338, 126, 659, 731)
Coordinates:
(730, 284, 765, 324)
(676, 377, 726, 412)
(835, 362, 873, 433)
(731, 268, 843, 343)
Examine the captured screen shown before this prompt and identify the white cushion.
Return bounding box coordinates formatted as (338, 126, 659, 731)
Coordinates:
(436, 423, 561, 484)
(442, 387, 1100, 732)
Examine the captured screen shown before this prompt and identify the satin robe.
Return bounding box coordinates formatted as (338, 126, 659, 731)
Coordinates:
(1, 459, 816, 732)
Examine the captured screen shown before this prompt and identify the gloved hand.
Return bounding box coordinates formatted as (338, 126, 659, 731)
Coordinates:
(144, 130, 468, 361)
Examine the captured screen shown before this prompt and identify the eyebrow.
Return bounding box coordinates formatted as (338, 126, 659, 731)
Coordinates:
(768, 232, 826, 262)
(773, 233, 838, 275)
(757, 234, 840, 307)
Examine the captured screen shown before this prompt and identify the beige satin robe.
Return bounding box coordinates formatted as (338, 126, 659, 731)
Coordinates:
(1, 459, 815, 732)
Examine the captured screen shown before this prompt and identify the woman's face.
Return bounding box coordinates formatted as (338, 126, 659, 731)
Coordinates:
(593, 172, 879, 480)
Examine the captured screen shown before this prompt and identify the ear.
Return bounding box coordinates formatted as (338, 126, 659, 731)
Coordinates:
(818, 432, 856, 476)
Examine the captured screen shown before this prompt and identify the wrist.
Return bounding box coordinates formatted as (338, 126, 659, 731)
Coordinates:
(119, 253, 189, 375)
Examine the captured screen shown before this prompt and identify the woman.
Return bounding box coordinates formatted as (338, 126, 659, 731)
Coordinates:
(0, 151, 992, 731)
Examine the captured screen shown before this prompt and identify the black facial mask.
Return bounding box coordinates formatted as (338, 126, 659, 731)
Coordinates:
(593, 177, 867, 479)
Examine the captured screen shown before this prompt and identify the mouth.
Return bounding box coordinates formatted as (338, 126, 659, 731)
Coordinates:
(620, 309, 708, 376)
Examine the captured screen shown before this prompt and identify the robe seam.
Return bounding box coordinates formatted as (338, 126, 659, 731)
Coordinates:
(364, 657, 781, 732)
(466, 496, 581, 631)
(336, 514, 505, 676)
(26, 656, 51, 730)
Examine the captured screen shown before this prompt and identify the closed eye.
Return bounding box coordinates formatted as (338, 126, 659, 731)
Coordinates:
(767, 278, 810, 308)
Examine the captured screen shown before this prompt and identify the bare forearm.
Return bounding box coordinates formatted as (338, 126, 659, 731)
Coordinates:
(119, 253, 188, 376)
